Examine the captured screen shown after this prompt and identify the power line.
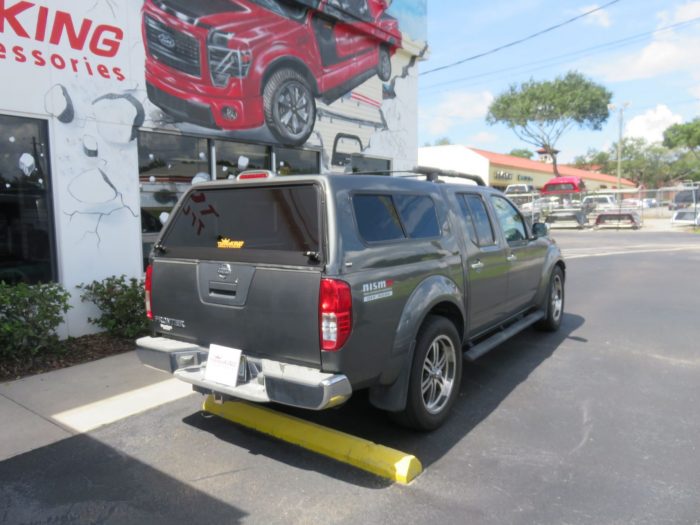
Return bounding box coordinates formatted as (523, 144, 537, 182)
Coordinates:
(420, 0, 622, 76)
(420, 16, 700, 93)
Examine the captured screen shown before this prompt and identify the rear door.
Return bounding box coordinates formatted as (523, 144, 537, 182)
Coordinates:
(150, 182, 325, 367)
(455, 193, 509, 335)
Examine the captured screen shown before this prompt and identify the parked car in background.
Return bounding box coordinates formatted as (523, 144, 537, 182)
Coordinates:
(669, 188, 700, 210)
(541, 176, 587, 196)
(582, 194, 617, 211)
(505, 184, 534, 195)
(671, 209, 700, 226)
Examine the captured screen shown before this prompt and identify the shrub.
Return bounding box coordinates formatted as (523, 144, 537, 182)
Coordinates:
(0, 282, 72, 360)
(79, 275, 149, 339)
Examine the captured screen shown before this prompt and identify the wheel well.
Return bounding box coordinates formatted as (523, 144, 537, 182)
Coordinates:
(556, 261, 566, 280)
(261, 58, 318, 97)
(425, 302, 464, 342)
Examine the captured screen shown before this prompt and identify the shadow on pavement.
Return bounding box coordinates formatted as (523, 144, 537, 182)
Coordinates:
(0, 434, 248, 524)
(183, 313, 586, 485)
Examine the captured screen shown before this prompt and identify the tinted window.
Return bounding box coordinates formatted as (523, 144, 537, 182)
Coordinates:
(394, 195, 440, 239)
(463, 194, 495, 246)
(276, 147, 320, 175)
(249, 0, 308, 20)
(353, 195, 404, 242)
(0, 115, 54, 284)
(163, 185, 320, 265)
(215, 140, 269, 178)
(545, 183, 575, 192)
(457, 195, 478, 244)
(491, 196, 527, 243)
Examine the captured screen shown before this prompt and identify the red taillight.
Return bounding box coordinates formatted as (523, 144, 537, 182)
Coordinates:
(319, 278, 352, 352)
(145, 264, 153, 320)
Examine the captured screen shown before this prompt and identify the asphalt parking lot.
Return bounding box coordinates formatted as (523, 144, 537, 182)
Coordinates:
(2, 229, 699, 524)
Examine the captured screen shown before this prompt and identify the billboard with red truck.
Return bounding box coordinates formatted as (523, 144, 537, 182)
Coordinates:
(143, 0, 403, 146)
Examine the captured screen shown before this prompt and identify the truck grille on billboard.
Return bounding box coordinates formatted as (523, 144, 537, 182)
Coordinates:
(145, 15, 201, 77)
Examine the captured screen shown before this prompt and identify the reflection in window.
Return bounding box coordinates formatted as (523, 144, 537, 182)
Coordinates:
(350, 155, 391, 175)
(276, 147, 319, 175)
(138, 131, 210, 268)
(394, 195, 440, 239)
(491, 195, 527, 243)
(216, 140, 269, 179)
(138, 131, 209, 219)
(0, 114, 54, 284)
(353, 194, 404, 242)
(462, 195, 495, 246)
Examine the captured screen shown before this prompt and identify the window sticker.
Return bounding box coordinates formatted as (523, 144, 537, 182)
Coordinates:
(183, 192, 220, 236)
(217, 238, 245, 249)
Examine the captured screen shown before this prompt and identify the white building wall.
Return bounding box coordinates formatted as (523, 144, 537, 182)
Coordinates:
(418, 145, 491, 185)
(0, 0, 426, 337)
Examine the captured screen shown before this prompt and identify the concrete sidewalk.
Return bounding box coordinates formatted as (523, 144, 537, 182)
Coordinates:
(0, 351, 193, 462)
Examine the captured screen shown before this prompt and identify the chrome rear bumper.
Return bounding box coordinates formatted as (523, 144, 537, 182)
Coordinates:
(136, 336, 352, 410)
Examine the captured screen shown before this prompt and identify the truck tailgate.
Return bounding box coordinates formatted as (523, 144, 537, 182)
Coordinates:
(151, 259, 322, 367)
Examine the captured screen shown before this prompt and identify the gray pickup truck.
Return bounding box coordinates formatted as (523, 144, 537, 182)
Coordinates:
(137, 174, 565, 430)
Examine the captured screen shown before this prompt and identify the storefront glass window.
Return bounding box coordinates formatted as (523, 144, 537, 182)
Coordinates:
(138, 131, 209, 267)
(215, 140, 270, 179)
(138, 131, 209, 219)
(350, 155, 391, 175)
(276, 147, 320, 175)
(0, 115, 54, 284)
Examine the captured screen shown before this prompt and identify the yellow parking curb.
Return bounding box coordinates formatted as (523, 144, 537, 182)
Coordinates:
(202, 396, 423, 484)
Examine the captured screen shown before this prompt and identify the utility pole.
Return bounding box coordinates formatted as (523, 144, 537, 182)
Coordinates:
(608, 102, 629, 193)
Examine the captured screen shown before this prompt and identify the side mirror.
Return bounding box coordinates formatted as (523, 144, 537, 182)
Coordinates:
(532, 222, 550, 238)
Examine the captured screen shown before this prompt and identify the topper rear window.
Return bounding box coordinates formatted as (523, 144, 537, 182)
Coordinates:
(160, 184, 322, 265)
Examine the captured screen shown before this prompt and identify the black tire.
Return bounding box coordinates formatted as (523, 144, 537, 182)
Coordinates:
(263, 68, 316, 146)
(391, 316, 462, 431)
(536, 266, 565, 332)
(377, 46, 392, 82)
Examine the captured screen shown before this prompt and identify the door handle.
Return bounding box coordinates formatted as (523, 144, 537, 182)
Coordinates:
(470, 260, 485, 271)
(507, 254, 518, 262)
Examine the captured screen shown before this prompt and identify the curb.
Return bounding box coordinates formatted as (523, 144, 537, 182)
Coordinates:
(202, 395, 423, 484)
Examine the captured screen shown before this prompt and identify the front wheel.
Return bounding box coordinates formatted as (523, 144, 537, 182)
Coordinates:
(536, 266, 565, 332)
(263, 69, 316, 146)
(392, 316, 462, 430)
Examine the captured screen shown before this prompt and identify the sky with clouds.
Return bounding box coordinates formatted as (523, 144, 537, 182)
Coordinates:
(418, 0, 700, 162)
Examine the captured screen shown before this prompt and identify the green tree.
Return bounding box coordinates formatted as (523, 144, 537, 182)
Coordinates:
(663, 118, 700, 156)
(573, 148, 612, 172)
(617, 138, 673, 187)
(663, 119, 700, 181)
(434, 137, 453, 146)
(486, 71, 612, 176)
(509, 148, 534, 159)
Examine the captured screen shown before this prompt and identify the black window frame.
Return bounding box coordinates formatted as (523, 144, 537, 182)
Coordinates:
(490, 194, 529, 245)
(393, 193, 441, 240)
(158, 181, 326, 267)
(351, 191, 442, 245)
(0, 114, 57, 284)
(458, 193, 497, 248)
(274, 146, 321, 175)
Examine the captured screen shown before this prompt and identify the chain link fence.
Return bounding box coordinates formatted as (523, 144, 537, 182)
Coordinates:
(509, 182, 700, 230)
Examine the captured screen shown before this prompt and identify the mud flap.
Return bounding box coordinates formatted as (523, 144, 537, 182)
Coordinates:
(368, 341, 415, 412)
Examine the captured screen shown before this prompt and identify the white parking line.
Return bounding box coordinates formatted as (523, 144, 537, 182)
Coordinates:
(565, 246, 700, 260)
(51, 379, 193, 433)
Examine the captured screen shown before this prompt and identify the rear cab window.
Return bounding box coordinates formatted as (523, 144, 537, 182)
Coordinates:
(352, 193, 440, 243)
(159, 183, 323, 266)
